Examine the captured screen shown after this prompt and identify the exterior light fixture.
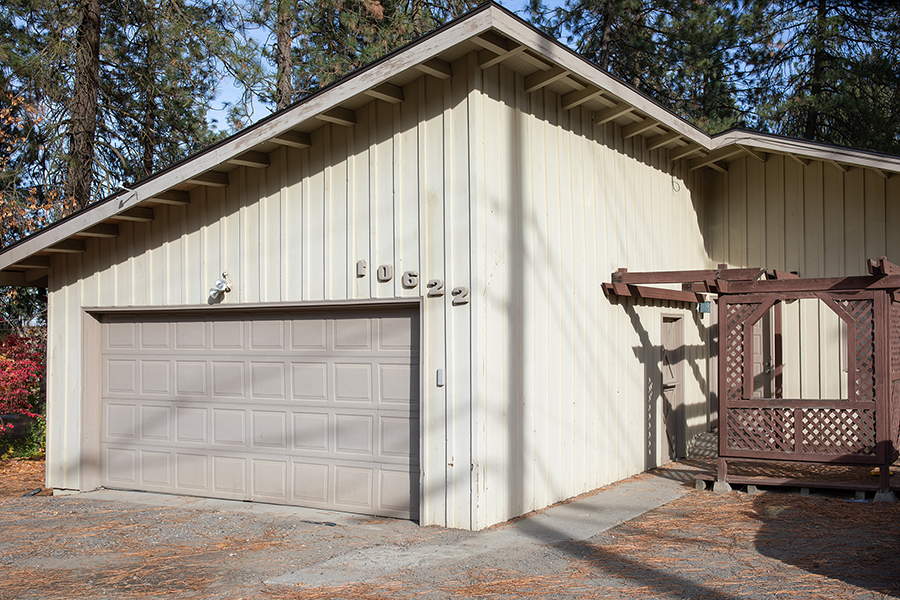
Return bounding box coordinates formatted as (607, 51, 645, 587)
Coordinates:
(208, 271, 232, 304)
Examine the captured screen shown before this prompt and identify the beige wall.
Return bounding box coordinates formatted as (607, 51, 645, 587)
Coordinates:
(47, 52, 725, 529)
(467, 59, 715, 528)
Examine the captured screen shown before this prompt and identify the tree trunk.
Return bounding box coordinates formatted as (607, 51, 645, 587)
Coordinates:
(67, 0, 101, 209)
(598, 0, 615, 71)
(804, 0, 827, 140)
(142, 22, 156, 178)
(275, 0, 294, 110)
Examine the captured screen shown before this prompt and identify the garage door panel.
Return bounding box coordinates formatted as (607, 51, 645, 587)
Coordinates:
(250, 320, 286, 350)
(379, 415, 417, 462)
(334, 414, 374, 459)
(212, 360, 246, 398)
(250, 361, 286, 399)
(292, 411, 329, 453)
(175, 321, 206, 349)
(175, 453, 209, 491)
(106, 359, 137, 396)
(141, 360, 171, 395)
(251, 410, 287, 449)
(175, 407, 208, 443)
(291, 319, 327, 350)
(140, 322, 170, 349)
(140, 405, 171, 441)
(212, 320, 245, 350)
(102, 308, 418, 519)
(212, 408, 247, 446)
(333, 363, 373, 402)
(175, 361, 207, 396)
(379, 467, 417, 517)
(380, 363, 417, 404)
(334, 465, 374, 511)
(140, 450, 171, 486)
(290, 362, 328, 401)
(106, 403, 138, 440)
(378, 315, 416, 350)
(213, 456, 248, 497)
(107, 321, 137, 349)
(252, 458, 287, 502)
(292, 460, 329, 505)
(106, 447, 138, 484)
(333, 317, 372, 350)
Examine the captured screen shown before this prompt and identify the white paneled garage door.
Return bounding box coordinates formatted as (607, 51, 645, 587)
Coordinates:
(100, 307, 420, 519)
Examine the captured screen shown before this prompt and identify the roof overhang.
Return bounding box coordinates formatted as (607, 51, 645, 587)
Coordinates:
(2, 1, 898, 284)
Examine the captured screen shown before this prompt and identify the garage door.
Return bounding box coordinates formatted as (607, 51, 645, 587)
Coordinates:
(100, 307, 419, 519)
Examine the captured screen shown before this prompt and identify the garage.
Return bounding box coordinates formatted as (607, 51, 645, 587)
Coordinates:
(99, 306, 420, 519)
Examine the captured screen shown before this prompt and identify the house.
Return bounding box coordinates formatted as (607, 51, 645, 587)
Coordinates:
(1, 3, 898, 530)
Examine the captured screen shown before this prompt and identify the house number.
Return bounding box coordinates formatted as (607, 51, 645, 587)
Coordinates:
(451, 286, 469, 305)
(377, 265, 393, 282)
(402, 271, 419, 288)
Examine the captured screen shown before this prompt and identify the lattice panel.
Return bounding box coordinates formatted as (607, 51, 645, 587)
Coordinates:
(724, 303, 760, 403)
(893, 379, 900, 450)
(800, 408, 876, 455)
(726, 407, 794, 453)
(891, 302, 900, 371)
(841, 299, 875, 401)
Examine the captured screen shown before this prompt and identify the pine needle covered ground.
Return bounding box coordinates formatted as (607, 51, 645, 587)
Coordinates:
(1, 460, 898, 600)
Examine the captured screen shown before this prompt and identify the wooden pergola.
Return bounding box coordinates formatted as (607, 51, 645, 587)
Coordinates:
(604, 258, 900, 500)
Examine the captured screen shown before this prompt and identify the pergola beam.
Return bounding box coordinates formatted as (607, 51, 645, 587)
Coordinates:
(603, 282, 704, 304)
(612, 266, 764, 284)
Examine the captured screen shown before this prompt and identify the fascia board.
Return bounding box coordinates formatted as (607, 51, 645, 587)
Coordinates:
(710, 130, 900, 175)
(0, 8, 497, 271)
(486, 8, 713, 149)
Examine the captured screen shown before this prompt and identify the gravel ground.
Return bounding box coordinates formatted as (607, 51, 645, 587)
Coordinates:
(0, 460, 898, 600)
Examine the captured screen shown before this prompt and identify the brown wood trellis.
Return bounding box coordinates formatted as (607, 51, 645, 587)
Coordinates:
(604, 258, 900, 498)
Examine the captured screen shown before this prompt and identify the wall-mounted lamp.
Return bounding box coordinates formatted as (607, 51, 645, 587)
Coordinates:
(208, 271, 232, 304)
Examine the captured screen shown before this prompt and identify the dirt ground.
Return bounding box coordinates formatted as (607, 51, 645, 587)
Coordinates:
(0, 460, 898, 600)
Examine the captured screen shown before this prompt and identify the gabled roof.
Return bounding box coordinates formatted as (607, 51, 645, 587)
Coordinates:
(2, 1, 899, 285)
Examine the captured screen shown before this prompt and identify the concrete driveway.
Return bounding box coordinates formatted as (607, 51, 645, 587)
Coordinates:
(1, 462, 898, 599)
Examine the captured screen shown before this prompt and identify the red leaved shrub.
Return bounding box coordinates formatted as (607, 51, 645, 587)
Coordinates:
(0, 334, 45, 434)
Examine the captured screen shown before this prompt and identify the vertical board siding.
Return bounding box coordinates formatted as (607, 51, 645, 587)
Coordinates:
(48, 54, 716, 529)
(471, 64, 711, 528)
(704, 157, 898, 399)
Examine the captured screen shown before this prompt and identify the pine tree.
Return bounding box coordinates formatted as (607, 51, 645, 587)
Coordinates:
(248, 0, 480, 110)
(527, 0, 744, 132)
(740, 0, 900, 153)
(0, 0, 243, 216)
